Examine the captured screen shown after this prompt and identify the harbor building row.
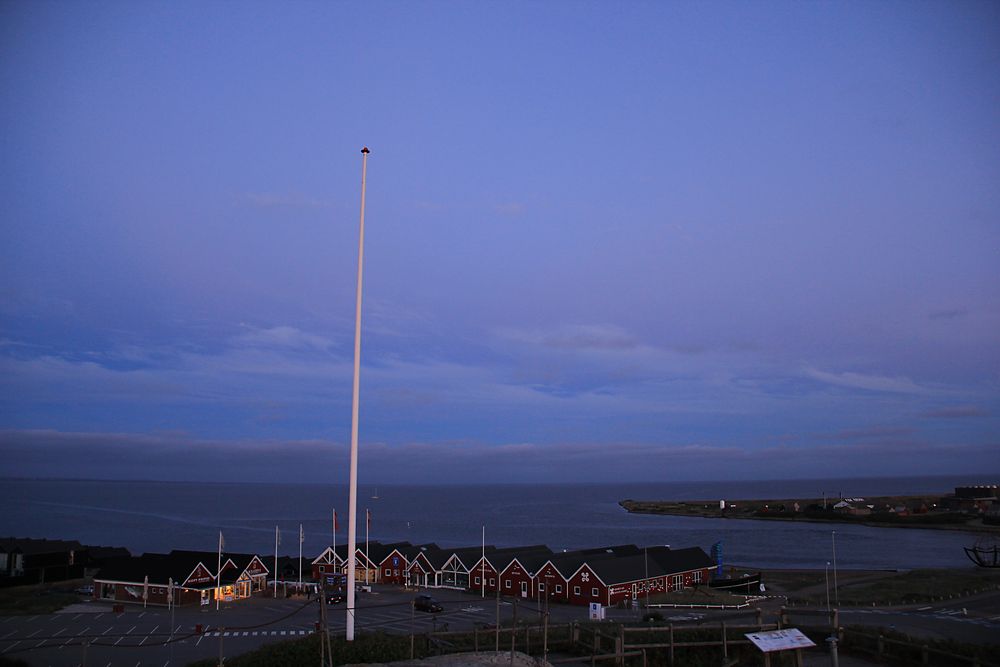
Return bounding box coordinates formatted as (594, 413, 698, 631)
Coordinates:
(93, 540, 714, 608)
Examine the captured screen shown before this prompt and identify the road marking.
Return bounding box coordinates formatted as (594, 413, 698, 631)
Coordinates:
(102, 626, 113, 635)
(72, 613, 83, 620)
(95, 614, 104, 620)
(139, 634, 148, 645)
(242, 631, 248, 636)
(174, 624, 182, 633)
(53, 628, 66, 637)
(78, 627, 90, 636)
(27, 629, 40, 638)
(195, 633, 204, 647)
(114, 635, 125, 646)
(0, 630, 15, 640)
(918, 606, 932, 611)
(35, 638, 47, 648)
(26, 616, 39, 623)
(1, 640, 20, 654)
(139, 612, 146, 618)
(150, 625, 159, 634)
(223, 631, 230, 637)
(127, 625, 137, 634)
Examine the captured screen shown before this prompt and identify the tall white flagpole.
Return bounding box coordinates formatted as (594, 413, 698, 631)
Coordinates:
(274, 526, 279, 598)
(346, 146, 369, 641)
(216, 531, 223, 611)
(298, 523, 304, 587)
(365, 508, 370, 585)
(333, 509, 338, 573)
(482, 525, 485, 598)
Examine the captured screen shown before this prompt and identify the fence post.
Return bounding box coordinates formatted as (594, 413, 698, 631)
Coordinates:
(669, 623, 674, 665)
(877, 634, 884, 657)
(722, 621, 728, 660)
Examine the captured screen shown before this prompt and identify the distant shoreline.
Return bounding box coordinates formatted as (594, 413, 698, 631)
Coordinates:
(620, 496, 1000, 534)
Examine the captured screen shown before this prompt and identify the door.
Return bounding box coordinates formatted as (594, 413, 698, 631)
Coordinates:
(520, 581, 527, 598)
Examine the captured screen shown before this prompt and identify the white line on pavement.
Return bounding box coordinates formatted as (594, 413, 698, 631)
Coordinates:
(195, 634, 204, 647)
(72, 613, 83, 620)
(26, 629, 40, 638)
(77, 627, 91, 636)
(53, 628, 65, 637)
(2, 641, 20, 654)
(0, 630, 15, 640)
(102, 626, 113, 635)
(127, 625, 137, 634)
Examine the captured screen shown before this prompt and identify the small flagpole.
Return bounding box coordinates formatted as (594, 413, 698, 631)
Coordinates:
(345, 146, 369, 642)
(216, 531, 223, 611)
(365, 508, 370, 585)
(274, 526, 279, 598)
(298, 523, 303, 587)
(482, 525, 485, 598)
(333, 509, 338, 573)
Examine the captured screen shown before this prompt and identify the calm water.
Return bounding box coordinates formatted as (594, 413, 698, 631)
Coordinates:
(1, 476, 993, 570)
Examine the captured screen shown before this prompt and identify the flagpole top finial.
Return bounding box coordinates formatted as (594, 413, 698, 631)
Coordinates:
(361, 146, 370, 154)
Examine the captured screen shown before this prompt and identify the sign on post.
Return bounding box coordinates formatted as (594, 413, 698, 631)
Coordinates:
(745, 628, 816, 652)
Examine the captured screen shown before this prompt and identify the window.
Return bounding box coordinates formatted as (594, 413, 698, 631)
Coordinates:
(505, 580, 512, 589)
(573, 586, 581, 595)
(693, 570, 702, 583)
(490, 578, 495, 586)
(592, 587, 599, 597)
(474, 576, 481, 585)
(555, 584, 562, 593)
(319, 566, 325, 573)
(385, 569, 391, 576)
(538, 583, 545, 592)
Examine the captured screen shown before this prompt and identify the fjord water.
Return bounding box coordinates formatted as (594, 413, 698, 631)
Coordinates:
(1, 476, 990, 570)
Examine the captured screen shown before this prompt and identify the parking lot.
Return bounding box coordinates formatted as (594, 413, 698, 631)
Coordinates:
(0, 585, 639, 666)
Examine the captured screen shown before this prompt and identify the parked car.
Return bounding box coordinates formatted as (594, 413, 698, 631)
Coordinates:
(75, 585, 94, 596)
(326, 591, 345, 604)
(413, 594, 442, 612)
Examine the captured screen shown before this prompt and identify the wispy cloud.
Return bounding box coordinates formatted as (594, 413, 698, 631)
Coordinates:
(241, 192, 332, 209)
(803, 367, 939, 395)
(498, 324, 638, 351)
(494, 202, 525, 216)
(921, 406, 988, 419)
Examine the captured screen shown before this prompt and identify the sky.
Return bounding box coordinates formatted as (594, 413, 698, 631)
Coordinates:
(1, 1, 998, 484)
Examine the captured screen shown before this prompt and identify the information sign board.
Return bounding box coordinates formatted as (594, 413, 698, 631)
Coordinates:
(745, 628, 816, 653)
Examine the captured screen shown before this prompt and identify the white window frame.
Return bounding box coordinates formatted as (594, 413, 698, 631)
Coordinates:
(592, 587, 599, 597)
(505, 580, 512, 589)
(573, 585, 581, 595)
(555, 584, 562, 593)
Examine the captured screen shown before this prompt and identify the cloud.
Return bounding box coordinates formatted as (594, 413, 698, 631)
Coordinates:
(494, 202, 525, 216)
(803, 367, 938, 395)
(241, 192, 332, 209)
(235, 325, 335, 351)
(499, 324, 638, 351)
(928, 308, 967, 321)
(921, 406, 988, 419)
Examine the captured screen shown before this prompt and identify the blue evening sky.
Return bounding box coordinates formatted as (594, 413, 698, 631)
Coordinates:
(1, 1, 998, 483)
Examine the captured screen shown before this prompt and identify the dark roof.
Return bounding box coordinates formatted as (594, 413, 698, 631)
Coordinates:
(95, 552, 215, 588)
(645, 546, 714, 574)
(0, 537, 84, 555)
(586, 546, 713, 586)
(579, 544, 640, 557)
(480, 545, 552, 571)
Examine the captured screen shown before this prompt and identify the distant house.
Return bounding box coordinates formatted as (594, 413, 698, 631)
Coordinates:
(0, 538, 86, 585)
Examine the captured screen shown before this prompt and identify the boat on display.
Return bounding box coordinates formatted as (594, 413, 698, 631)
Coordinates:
(708, 572, 763, 594)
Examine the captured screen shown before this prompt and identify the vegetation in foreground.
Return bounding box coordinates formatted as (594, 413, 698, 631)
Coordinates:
(769, 567, 1000, 606)
(0, 582, 82, 616)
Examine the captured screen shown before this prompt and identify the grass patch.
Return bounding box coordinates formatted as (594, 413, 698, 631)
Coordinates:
(0, 583, 81, 616)
(788, 568, 1000, 606)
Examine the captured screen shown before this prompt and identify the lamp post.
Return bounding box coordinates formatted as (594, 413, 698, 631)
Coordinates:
(345, 146, 370, 642)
